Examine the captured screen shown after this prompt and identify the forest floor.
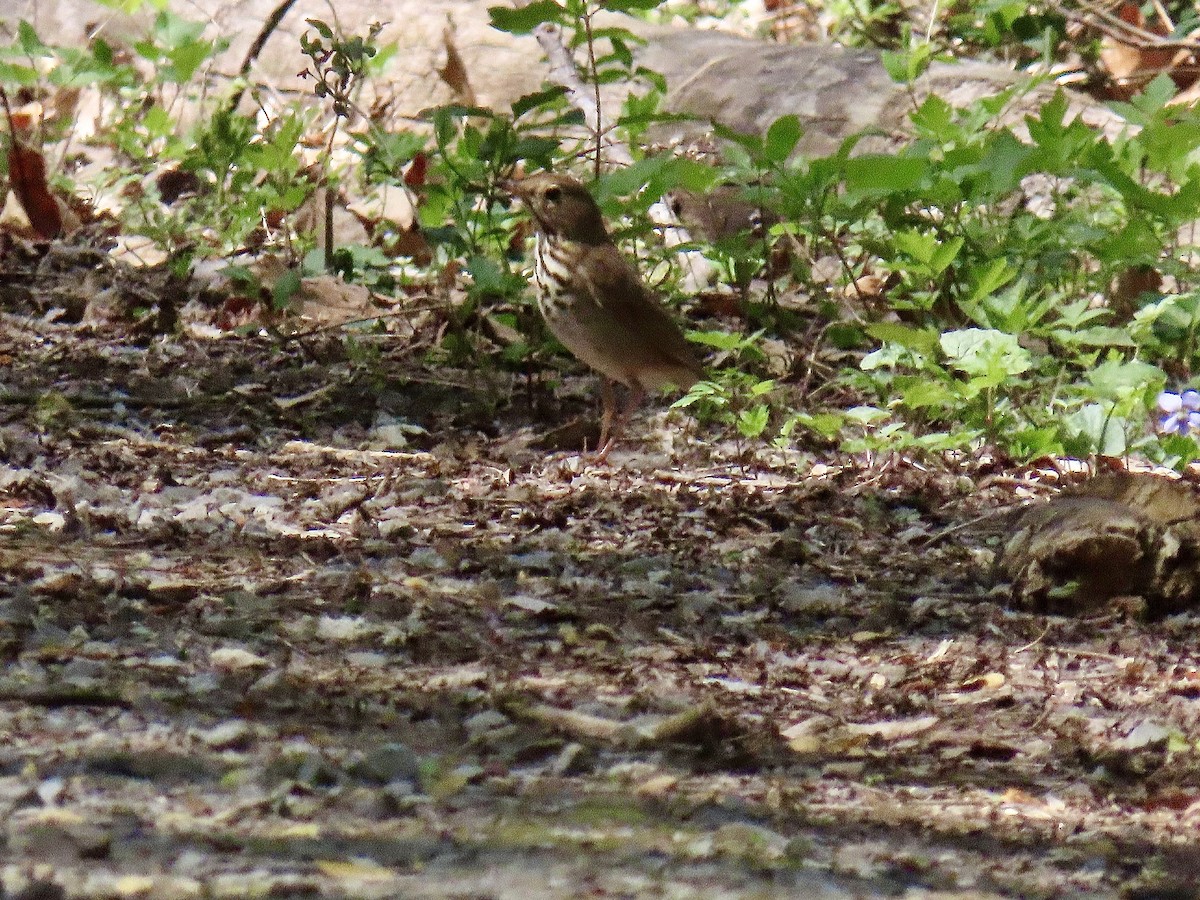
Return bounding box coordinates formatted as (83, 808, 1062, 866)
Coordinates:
(3, 289, 1200, 899)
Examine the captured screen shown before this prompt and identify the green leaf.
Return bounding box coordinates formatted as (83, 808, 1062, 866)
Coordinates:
(910, 95, 956, 141)
(893, 229, 938, 266)
(1063, 403, 1128, 456)
(0, 62, 39, 85)
(1010, 425, 1066, 461)
(488, 1, 564, 34)
(1158, 433, 1200, 471)
(763, 114, 802, 164)
(511, 86, 567, 119)
(966, 258, 1016, 305)
(865, 322, 940, 355)
(785, 411, 843, 439)
(93, 0, 164, 11)
(91, 37, 114, 67)
(608, 37, 633, 68)
(687, 329, 752, 351)
(510, 136, 562, 165)
(586, 26, 645, 46)
(880, 49, 908, 83)
(166, 39, 213, 82)
(1024, 89, 1071, 157)
(468, 254, 504, 290)
(940, 328, 1031, 379)
(1085, 359, 1163, 401)
(153, 10, 207, 49)
(425, 103, 495, 122)
(880, 44, 933, 83)
(1094, 218, 1161, 266)
(825, 323, 867, 349)
(862, 343, 925, 371)
(305, 17, 334, 39)
(737, 404, 770, 438)
(17, 21, 49, 55)
(897, 377, 956, 409)
(596, 155, 716, 200)
(713, 122, 764, 156)
(843, 155, 927, 194)
(603, 0, 664, 11)
(272, 268, 302, 310)
(1052, 326, 1136, 349)
(913, 431, 978, 452)
(845, 406, 889, 426)
(977, 129, 1033, 194)
(927, 236, 963, 277)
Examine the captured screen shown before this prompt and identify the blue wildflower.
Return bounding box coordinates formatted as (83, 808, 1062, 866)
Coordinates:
(1157, 390, 1200, 435)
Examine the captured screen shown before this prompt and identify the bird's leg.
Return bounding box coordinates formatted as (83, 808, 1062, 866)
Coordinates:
(595, 382, 644, 463)
(617, 384, 645, 440)
(597, 377, 617, 453)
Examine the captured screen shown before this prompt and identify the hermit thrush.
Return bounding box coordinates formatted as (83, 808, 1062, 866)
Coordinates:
(502, 173, 704, 459)
(666, 185, 778, 243)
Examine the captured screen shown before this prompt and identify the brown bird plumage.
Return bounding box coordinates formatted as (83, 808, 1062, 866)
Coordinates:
(502, 173, 703, 459)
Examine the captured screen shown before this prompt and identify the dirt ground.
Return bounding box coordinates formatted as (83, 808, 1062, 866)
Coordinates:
(3, 283, 1200, 900)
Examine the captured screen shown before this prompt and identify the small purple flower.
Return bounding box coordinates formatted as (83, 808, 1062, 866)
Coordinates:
(1157, 390, 1200, 435)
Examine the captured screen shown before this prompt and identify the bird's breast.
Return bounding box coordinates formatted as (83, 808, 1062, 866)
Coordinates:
(533, 234, 577, 319)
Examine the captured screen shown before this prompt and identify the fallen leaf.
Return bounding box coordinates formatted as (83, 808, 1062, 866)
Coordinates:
(210, 647, 271, 671)
(7, 138, 63, 239)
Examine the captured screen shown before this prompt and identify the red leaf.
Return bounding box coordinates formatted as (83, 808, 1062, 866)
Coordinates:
(8, 139, 63, 239)
(403, 152, 427, 188)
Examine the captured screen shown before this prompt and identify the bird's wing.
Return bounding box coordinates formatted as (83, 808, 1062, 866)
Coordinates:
(580, 243, 703, 383)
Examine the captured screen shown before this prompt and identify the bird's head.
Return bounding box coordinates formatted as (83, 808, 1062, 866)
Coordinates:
(501, 173, 609, 245)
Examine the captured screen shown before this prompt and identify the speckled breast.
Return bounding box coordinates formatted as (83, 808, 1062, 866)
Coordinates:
(533, 234, 576, 324)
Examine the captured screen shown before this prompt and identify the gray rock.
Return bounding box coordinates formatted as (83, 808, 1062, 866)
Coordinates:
(350, 742, 422, 784)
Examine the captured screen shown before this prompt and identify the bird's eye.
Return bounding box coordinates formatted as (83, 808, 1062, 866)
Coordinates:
(544, 186, 561, 203)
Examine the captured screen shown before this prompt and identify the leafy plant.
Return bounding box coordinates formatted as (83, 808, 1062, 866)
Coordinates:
(676, 330, 777, 441)
(702, 73, 1200, 462)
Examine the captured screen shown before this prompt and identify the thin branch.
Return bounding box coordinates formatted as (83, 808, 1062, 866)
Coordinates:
(1051, 0, 1200, 51)
(581, 5, 604, 181)
(532, 22, 633, 168)
(225, 0, 300, 114)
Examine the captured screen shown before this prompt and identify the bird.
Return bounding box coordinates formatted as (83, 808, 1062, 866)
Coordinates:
(501, 172, 704, 460)
(665, 185, 778, 244)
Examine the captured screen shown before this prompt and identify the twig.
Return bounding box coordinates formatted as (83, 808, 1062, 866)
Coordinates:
(501, 697, 720, 748)
(1148, 0, 1174, 34)
(226, 0, 300, 114)
(915, 506, 1019, 546)
(504, 698, 626, 742)
(279, 301, 441, 339)
(0, 687, 130, 708)
(1, 85, 15, 136)
(1051, 0, 1200, 51)
(532, 23, 633, 168)
(580, 5, 604, 181)
(1014, 622, 1053, 653)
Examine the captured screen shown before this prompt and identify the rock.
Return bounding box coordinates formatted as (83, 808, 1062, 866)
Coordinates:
(996, 473, 1200, 616)
(193, 719, 256, 751)
(349, 743, 422, 784)
(464, 709, 511, 737)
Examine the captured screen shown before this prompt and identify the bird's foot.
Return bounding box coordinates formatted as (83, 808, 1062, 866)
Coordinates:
(592, 438, 615, 465)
